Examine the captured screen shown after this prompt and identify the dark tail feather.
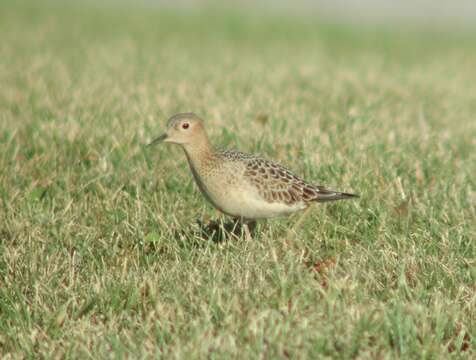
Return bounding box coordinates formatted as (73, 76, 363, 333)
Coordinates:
(314, 187, 360, 203)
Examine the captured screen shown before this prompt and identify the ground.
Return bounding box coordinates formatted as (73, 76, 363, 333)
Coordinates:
(0, 1, 475, 358)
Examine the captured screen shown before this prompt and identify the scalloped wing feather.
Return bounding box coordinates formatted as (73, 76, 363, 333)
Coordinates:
(235, 153, 358, 204)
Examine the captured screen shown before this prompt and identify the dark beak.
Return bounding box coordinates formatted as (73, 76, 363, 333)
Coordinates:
(146, 133, 168, 147)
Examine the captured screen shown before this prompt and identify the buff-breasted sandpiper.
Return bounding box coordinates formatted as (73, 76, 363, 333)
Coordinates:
(148, 113, 358, 239)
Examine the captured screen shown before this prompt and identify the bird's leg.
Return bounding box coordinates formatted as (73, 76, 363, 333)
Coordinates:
(247, 220, 257, 234)
(286, 206, 313, 241)
(243, 224, 252, 242)
(242, 219, 256, 241)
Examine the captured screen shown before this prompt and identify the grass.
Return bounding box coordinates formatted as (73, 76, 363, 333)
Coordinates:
(0, 1, 475, 358)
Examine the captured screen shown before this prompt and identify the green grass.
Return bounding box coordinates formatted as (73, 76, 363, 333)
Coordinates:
(1, 1, 475, 358)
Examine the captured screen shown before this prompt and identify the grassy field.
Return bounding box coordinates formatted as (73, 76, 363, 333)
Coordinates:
(0, 1, 475, 358)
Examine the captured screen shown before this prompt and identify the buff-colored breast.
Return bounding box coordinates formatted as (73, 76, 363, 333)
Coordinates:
(188, 157, 307, 220)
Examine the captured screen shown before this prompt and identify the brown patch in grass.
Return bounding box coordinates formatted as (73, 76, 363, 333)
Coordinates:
(305, 258, 336, 289)
(448, 325, 471, 354)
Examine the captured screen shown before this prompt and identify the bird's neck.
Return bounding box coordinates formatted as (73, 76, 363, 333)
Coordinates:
(182, 136, 216, 173)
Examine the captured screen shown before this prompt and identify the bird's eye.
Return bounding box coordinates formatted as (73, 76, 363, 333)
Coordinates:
(182, 123, 190, 130)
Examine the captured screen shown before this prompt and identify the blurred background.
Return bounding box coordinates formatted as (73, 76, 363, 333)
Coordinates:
(53, 0, 476, 26)
(1, 1, 475, 358)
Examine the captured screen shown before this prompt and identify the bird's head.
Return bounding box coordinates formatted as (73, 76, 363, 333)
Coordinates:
(147, 113, 207, 147)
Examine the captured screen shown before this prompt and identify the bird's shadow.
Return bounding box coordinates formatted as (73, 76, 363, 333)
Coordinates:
(171, 218, 256, 248)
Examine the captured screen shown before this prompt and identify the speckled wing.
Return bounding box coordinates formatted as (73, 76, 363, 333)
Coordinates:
(218, 150, 358, 204)
(239, 154, 358, 205)
(241, 156, 316, 205)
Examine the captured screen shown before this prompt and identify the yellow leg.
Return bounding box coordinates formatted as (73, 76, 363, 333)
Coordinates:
(243, 223, 252, 242)
(242, 220, 256, 241)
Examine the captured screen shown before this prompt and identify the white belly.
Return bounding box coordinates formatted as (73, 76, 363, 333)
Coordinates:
(205, 183, 307, 220)
(187, 158, 306, 220)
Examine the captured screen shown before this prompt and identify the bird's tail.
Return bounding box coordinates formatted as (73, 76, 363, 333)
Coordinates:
(313, 186, 359, 203)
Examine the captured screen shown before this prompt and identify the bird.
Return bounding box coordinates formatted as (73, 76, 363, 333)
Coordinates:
(147, 113, 358, 239)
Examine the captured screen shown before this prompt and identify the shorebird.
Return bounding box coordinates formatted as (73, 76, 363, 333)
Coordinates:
(147, 113, 358, 239)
